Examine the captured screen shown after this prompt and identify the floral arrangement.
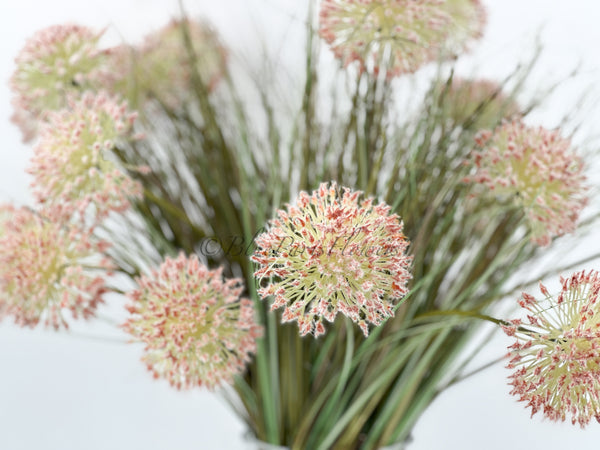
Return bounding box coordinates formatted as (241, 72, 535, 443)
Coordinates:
(2, 1, 600, 449)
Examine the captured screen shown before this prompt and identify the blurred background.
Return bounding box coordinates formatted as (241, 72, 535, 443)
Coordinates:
(1, 1, 600, 448)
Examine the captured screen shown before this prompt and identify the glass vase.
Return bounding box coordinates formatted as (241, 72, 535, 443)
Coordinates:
(244, 431, 410, 450)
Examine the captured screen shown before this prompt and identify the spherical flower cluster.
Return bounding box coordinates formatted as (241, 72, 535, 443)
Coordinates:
(10, 24, 108, 142)
(123, 253, 262, 390)
(104, 19, 226, 110)
(252, 182, 412, 337)
(0, 204, 112, 329)
(319, 0, 486, 77)
(464, 120, 587, 246)
(503, 270, 600, 427)
(27, 91, 143, 222)
(437, 78, 519, 130)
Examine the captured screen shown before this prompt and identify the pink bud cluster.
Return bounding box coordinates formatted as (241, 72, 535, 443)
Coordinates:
(27, 91, 143, 222)
(105, 19, 226, 110)
(252, 182, 412, 337)
(10, 24, 108, 142)
(465, 120, 587, 246)
(0, 205, 112, 329)
(123, 253, 262, 390)
(319, 0, 486, 77)
(503, 270, 600, 427)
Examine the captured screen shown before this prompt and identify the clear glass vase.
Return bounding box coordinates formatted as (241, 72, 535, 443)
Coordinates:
(244, 431, 410, 450)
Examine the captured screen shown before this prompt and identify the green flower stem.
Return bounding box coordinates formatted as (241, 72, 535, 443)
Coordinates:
(268, 306, 282, 435)
(177, 6, 246, 240)
(315, 337, 424, 450)
(299, 0, 317, 191)
(256, 88, 284, 213)
(352, 317, 467, 364)
(356, 133, 369, 189)
(339, 324, 422, 446)
(77, 264, 118, 273)
(444, 355, 507, 390)
(387, 331, 460, 445)
(291, 368, 339, 449)
(213, 66, 282, 438)
(441, 324, 500, 385)
(310, 327, 337, 385)
(240, 171, 282, 442)
(363, 329, 451, 448)
(386, 120, 427, 211)
(93, 312, 120, 327)
(287, 325, 305, 439)
(306, 301, 459, 447)
(142, 188, 206, 238)
(231, 376, 258, 428)
(279, 324, 291, 437)
(247, 278, 280, 442)
(409, 178, 463, 275)
(105, 287, 129, 297)
(304, 319, 355, 448)
(295, 321, 358, 447)
(365, 131, 387, 196)
(337, 76, 361, 180)
(445, 216, 526, 310)
(416, 308, 505, 326)
(345, 339, 429, 449)
(224, 74, 265, 186)
(65, 331, 128, 344)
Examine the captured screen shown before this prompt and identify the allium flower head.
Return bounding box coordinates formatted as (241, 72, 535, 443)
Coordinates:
(123, 253, 262, 390)
(464, 120, 587, 246)
(0, 204, 112, 329)
(437, 78, 519, 129)
(319, 0, 486, 77)
(252, 182, 412, 337)
(27, 91, 143, 222)
(10, 24, 108, 141)
(105, 19, 226, 110)
(503, 270, 600, 427)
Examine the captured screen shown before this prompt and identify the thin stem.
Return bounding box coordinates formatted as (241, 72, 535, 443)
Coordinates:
(142, 188, 205, 238)
(315, 338, 423, 450)
(416, 309, 505, 326)
(62, 331, 127, 345)
(305, 319, 355, 448)
(95, 313, 120, 327)
(299, 0, 316, 190)
(444, 355, 507, 390)
(415, 309, 543, 339)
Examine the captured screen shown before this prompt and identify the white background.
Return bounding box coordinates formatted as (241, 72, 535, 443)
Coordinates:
(1, 1, 600, 449)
